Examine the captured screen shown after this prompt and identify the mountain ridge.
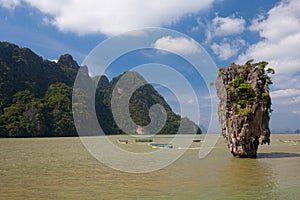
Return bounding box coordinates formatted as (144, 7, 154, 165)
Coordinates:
(0, 41, 201, 137)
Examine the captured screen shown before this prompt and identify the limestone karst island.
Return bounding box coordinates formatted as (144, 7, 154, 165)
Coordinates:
(216, 60, 274, 158)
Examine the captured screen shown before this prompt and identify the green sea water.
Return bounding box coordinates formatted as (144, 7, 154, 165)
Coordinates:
(0, 134, 299, 199)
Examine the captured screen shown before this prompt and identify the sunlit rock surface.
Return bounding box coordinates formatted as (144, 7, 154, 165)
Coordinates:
(216, 61, 274, 158)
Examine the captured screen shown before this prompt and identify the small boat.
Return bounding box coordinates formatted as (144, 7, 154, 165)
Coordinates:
(279, 139, 299, 144)
(280, 140, 290, 143)
(193, 139, 201, 142)
(135, 138, 153, 142)
(148, 143, 173, 149)
(118, 139, 128, 144)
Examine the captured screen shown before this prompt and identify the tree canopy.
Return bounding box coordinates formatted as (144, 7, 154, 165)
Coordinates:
(0, 42, 201, 137)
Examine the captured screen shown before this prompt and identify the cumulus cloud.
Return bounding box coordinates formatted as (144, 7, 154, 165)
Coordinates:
(154, 36, 201, 55)
(237, 0, 300, 75)
(235, 0, 300, 127)
(211, 43, 237, 60)
(213, 15, 246, 36)
(211, 39, 246, 60)
(206, 14, 246, 41)
(10, 0, 216, 36)
(249, 1, 300, 42)
(0, 0, 20, 9)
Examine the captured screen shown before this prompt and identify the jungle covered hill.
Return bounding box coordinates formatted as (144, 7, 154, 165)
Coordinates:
(0, 41, 201, 137)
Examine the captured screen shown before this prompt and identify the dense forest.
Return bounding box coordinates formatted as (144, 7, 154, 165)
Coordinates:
(0, 42, 201, 137)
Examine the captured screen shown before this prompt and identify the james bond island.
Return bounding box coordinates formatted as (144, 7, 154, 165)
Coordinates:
(216, 60, 275, 158)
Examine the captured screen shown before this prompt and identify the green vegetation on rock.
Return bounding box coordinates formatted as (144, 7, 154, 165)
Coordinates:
(216, 59, 274, 157)
(218, 60, 275, 119)
(0, 41, 201, 137)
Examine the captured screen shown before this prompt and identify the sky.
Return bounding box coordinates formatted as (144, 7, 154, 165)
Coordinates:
(0, 0, 300, 133)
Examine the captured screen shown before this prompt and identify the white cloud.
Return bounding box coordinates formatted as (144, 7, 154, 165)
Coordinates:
(270, 89, 300, 119)
(213, 15, 246, 36)
(238, 0, 300, 75)
(191, 16, 205, 32)
(206, 15, 246, 41)
(292, 110, 300, 116)
(236, 0, 300, 130)
(50, 59, 58, 63)
(271, 89, 300, 99)
(270, 88, 300, 131)
(211, 39, 246, 60)
(272, 74, 300, 90)
(15, 0, 216, 36)
(211, 43, 237, 60)
(249, 0, 300, 42)
(0, 0, 20, 9)
(154, 36, 201, 55)
(237, 33, 300, 74)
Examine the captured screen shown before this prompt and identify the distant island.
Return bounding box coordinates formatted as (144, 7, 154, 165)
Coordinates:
(0, 42, 201, 137)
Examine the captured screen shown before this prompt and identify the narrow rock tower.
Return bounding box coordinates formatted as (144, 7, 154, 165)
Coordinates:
(216, 60, 274, 158)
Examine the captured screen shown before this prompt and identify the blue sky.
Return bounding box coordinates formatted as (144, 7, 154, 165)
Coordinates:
(1, 0, 300, 133)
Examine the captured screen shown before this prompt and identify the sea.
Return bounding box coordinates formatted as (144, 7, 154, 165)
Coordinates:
(0, 134, 299, 199)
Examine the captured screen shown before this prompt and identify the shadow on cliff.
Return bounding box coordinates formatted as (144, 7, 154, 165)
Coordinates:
(257, 152, 300, 159)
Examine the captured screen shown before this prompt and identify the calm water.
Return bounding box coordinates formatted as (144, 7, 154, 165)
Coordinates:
(0, 134, 299, 199)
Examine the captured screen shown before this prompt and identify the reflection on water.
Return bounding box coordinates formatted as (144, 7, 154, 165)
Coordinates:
(258, 152, 300, 159)
(0, 134, 299, 199)
(220, 157, 275, 199)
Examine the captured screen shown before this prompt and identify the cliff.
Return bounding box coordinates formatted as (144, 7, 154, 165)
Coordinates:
(0, 41, 201, 137)
(216, 60, 274, 157)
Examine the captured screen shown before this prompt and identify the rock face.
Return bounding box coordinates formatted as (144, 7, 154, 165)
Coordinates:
(216, 60, 274, 158)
